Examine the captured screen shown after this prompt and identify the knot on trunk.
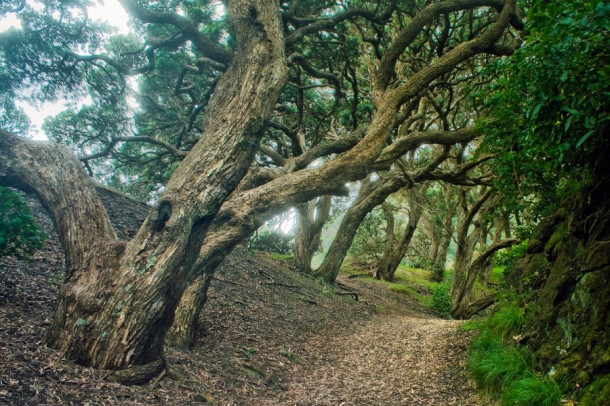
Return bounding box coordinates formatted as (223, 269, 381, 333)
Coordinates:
(154, 201, 173, 232)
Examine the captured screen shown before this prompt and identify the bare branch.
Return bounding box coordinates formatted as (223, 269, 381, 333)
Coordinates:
(284, 4, 397, 47)
(283, 128, 365, 173)
(118, 0, 232, 65)
(375, 127, 478, 167)
(375, 0, 508, 93)
(80, 135, 188, 162)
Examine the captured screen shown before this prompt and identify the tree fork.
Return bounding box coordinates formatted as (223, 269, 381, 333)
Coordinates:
(1, 0, 288, 383)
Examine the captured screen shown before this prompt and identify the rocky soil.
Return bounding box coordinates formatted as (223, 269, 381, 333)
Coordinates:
(0, 187, 479, 405)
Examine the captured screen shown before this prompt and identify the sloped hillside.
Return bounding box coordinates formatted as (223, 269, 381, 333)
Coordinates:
(0, 187, 477, 405)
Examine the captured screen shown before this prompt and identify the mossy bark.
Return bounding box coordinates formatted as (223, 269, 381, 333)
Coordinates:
(509, 180, 610, 400)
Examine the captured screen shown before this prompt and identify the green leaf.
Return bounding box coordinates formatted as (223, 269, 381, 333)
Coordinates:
(575, 130, 595, 147)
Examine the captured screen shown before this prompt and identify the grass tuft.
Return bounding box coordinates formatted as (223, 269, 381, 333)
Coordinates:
(501, 374, 562, 406)
(468, 332, 531, 393)
(484, 303, 526, 339)
(466, 303, 561, 406)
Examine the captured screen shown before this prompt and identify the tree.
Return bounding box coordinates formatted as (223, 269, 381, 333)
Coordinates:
(375, 185, 427, 281)
(420, 183, 458, 281)
(449, 185, 518, 318)
(293, 196, 331, 273)
(0, 0, 521, 382)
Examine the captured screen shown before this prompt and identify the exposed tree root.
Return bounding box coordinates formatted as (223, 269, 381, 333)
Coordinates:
(105, 358, 165, 385)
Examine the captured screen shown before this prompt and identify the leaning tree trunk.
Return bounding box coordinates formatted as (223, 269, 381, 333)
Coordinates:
(375, 185, 426, 281)
(451, 238, 517, 318)
(293, 196, 331, 273)
(314, 173, 409, 283)
(0, 0, 288, 383)
(375, 202, 397, 280)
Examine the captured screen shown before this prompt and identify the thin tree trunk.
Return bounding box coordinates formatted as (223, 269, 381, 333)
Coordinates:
(314, 174, 408, 283)
(375, 202, 397, 280)
(376, 185, 426, 281)
(431, 185, 456, 280)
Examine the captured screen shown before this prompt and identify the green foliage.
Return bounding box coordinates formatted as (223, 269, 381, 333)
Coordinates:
(484, 303, 527, 340)
(249, 230, 294, 255)
(495, 240, 528, 278)
(0, 2, 110, 102)
(0, 187, 46, 258)
(349, 208, 386, 264)
(467, 302, 561, 405)
(469, 332, 531, 393)
(0, 93, 30, 135)
(480, 0, 610, 217)
(430, 282, 452, 319)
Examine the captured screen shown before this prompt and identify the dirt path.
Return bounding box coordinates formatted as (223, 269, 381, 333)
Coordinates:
(271, 315, 480, 406)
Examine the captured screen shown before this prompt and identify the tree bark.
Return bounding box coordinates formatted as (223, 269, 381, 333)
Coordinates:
(293, 196, 331, 273)
(314, 174, 408, 283)
(375, 185, 427, 281)
(452, 292, 500, 319)
(165, 272, 213, 350)
(2, 0, 288, 382)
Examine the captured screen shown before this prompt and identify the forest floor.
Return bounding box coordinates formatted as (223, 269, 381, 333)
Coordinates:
(0, 188, 480, 405)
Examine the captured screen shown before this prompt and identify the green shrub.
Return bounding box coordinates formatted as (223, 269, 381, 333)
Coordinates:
(495, 240, 528, 278)
(249, 230, 294, 255)
(430, 282, 452, 319)
(0, 187, 46, 258)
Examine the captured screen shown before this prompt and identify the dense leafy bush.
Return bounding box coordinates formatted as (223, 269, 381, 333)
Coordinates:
(0, 187, 46, 258)
(249, 230, 294, 255)
(430, 282, 452, 319)
(480, 0, 610, 217)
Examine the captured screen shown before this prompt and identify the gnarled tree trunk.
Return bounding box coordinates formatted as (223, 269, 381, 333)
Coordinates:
(1, 0, 288, 383)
